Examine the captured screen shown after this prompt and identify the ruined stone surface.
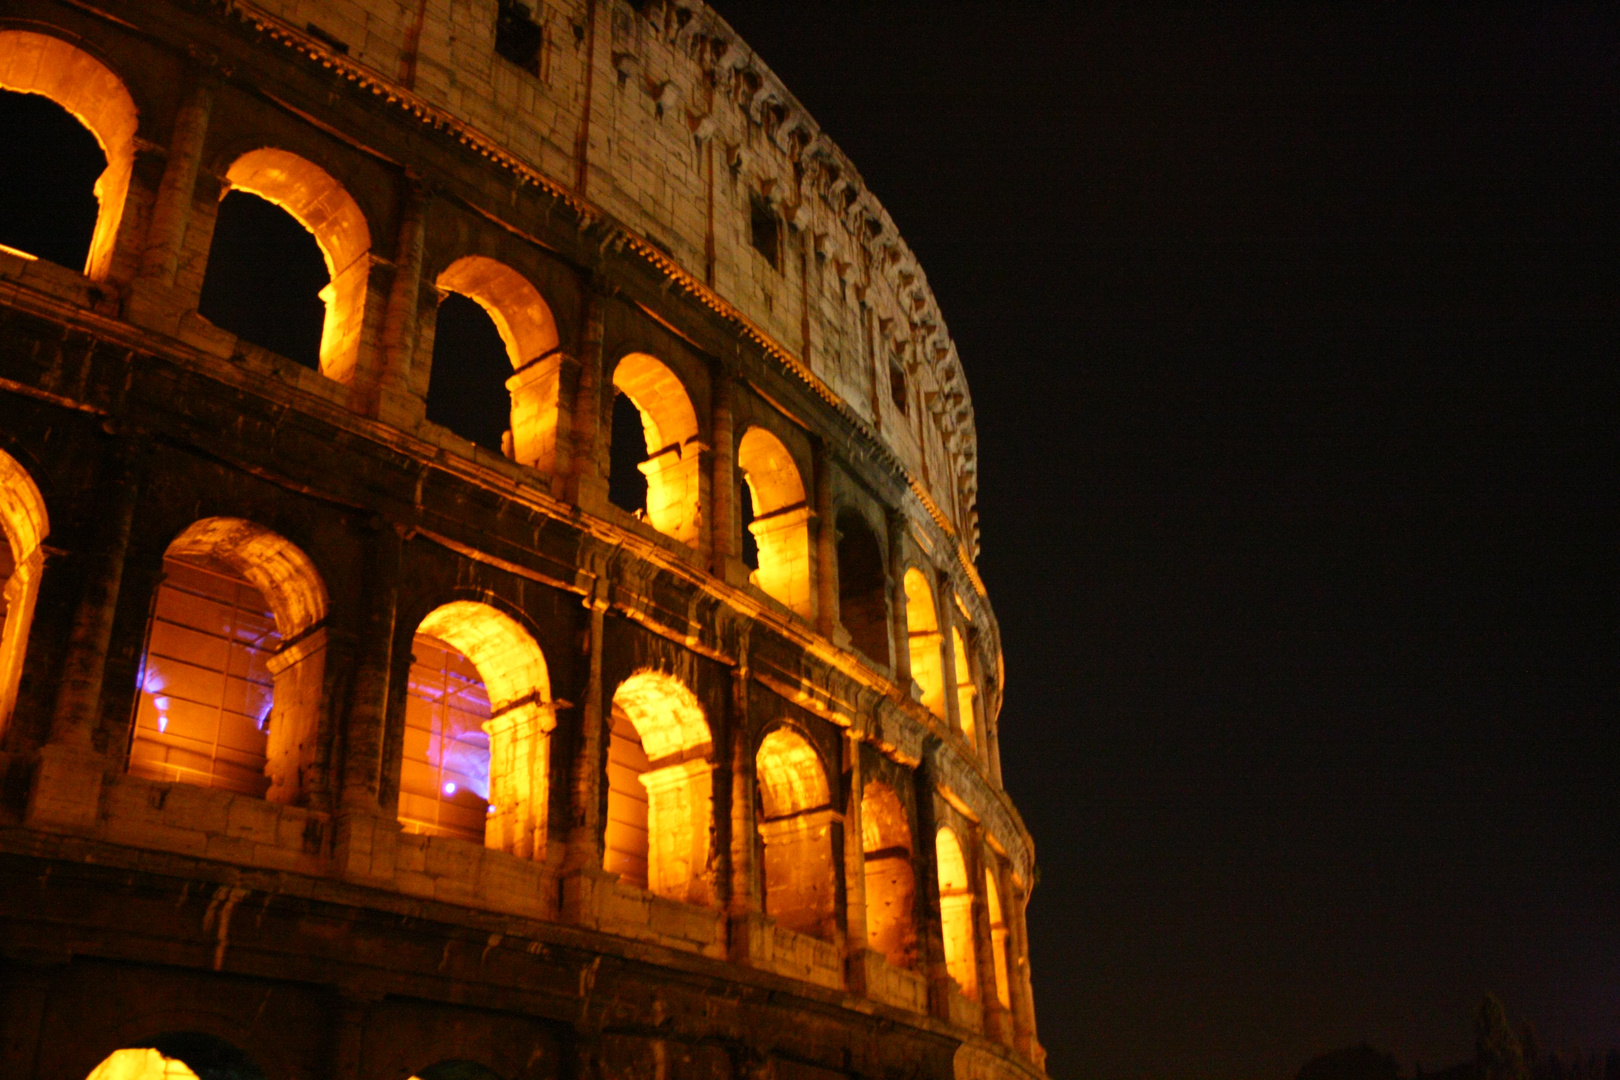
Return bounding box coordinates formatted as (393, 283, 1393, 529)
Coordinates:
(0, 1, 1042, 1077)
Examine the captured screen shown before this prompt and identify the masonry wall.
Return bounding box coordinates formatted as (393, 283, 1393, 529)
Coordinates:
(0, 0, 1038, 1078)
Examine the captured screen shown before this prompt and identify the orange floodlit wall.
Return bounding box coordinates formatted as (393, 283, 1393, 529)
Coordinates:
(401, 602, 553, 855)
(985, 867, 1012, 1011)
(611, 353, 702, 547)
(936, 826, 978, 999)
(756, 727, 838, 940)
(953, 628, 977, 748)
(221, 149, 372, 384)
(401, 634, 491, 842)
(861, 780, 917, 968)
(905, 568, 946, 720)
(737, 427, 811, 617)
(604, 670, 714, 905)
(0, 31, 136, 280)
(130, 519, 328, 803)
(0, 450, 47, 741)
(434, 256, 563, 473)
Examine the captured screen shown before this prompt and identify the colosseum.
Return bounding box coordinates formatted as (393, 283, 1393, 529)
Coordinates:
(0, 1, 1041, 1078)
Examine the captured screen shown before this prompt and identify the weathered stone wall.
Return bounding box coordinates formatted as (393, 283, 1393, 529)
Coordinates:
(226, 0, 981, 552)
(0, 0, 1041, 1077)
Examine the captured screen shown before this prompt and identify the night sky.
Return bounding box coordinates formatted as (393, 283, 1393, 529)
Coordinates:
(709, 5, 1619, 1080)
(4, 5, 1618, 1079)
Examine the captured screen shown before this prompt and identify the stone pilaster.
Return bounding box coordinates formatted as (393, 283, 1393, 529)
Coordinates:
(331, 522, 402, 880)
(886, 510, 912, 689)
(26, 439, 141, 833)
(813, 439, 839, 639)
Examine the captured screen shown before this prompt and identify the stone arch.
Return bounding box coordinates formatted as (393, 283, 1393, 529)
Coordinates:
(219, 148, 372, 384)
(0, 30, 137, 280)
(0, 448, 49, 741)
(130, 519, 328, 803)
(433, 256, 565, 473)
(610, 352, 702, 546)
(605, 669, 713, 905)
(400, 601, 553, 856)
(861, 779, 917, 968)
(984, 864, 1012, 1011)
(835, 508, 889, 665)
(737, 426, 811, 617)
(756, 725, 838, 940)
(905, 567, 946, 719)
(952, 626, 977, 749)
(935, 826, 978, 999)
(84, 1032, 267, 1080)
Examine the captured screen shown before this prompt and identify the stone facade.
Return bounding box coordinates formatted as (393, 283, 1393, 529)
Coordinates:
(0, 1, 1040, 1078)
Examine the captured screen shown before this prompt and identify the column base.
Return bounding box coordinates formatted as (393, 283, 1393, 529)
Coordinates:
(331, 807, 401, 884)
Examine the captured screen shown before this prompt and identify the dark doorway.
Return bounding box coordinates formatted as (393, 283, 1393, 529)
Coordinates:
(836, 509, 889, 665)
(426, 292, 512, 453)
(198, 191, 327, 370)
(608, 391, 649, 515)
(0, 89, 104, 270)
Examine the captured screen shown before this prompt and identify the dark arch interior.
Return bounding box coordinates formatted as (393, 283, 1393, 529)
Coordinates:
(0, 89, 105, 270)
(416, 1061, 505, 1080)
(198, 190, 327, 370)
(426, 291, 512, 453)
(132, 1032, 267, 1080)
(739, 475, 759, 570)
(608, 390, 649, 515)
(836, 509, 889, 665)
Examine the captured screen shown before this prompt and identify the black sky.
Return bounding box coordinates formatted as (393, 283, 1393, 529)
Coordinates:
(709, 4, 1619, 1080)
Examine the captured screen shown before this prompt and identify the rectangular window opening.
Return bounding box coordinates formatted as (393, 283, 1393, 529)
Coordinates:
(889, 362, 908, 414)
(750, 194, 780, 269)
(496, 0, 545, 75)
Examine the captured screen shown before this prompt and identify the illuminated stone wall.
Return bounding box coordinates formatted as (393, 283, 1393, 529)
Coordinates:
(0, 2, 1041, 1079)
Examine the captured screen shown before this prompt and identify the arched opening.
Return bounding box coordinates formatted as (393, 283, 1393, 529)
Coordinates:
(905, 568, 946, 719)
(0, 449, 48, 742)
(204, 149, 372, 383)
(0, 31, 138, 280)
(609, 353, 702, 547)
(400, 601, 552, 857)
(425, 292, 510, 452)
(86, 1032, 267, 1080)
(985, 865, 1012, 1012)
(936, 826, 978, 999)
(737, 427, 811, 617)
(430, 256, 562, 468)
(953, 626, 978, 749)
(198, 191, 329, 371)
(604, 670, 713, 905)
(835, 510, 889, 665)
(861, 779, 916, 968)
(434, 257, 567, 469)
(130, 519, 328, 804)
(756, 726, 837, 940)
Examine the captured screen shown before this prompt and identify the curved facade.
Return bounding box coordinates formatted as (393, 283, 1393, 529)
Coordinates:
(0, 2, 1039, 1079)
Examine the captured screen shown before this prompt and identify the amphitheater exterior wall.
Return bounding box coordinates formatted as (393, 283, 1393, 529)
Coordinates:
(0, 1, 1040, 1078)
